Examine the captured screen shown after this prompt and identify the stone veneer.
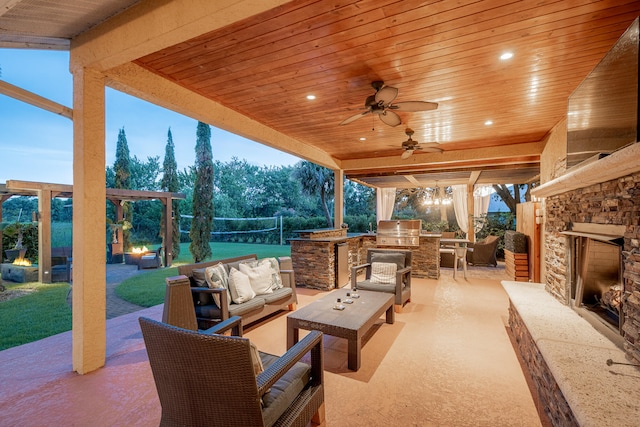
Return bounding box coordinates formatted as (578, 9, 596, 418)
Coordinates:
(290, 233, 441, 290)
(508, 301, 578, 426)
(544, 170, 640, 364)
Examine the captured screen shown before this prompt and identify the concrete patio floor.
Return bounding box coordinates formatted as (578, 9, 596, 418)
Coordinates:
(0, 262, 547, 426)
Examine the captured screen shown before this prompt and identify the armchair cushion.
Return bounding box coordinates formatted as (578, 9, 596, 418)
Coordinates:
(371, 251, 406, 270)
(240, 262, 274, 295)
(229, 268, 256, 303)
(260, 353, 311, 426)
(370, 262, 398, 284)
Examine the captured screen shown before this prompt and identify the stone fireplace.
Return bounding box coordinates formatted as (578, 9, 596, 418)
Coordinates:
(563, 223, 625, 347)
(543, 169, 640, 365)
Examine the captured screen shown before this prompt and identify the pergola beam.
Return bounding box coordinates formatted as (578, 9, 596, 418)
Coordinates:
(0, 80, 72, 120)
(3, 180, 185, 277)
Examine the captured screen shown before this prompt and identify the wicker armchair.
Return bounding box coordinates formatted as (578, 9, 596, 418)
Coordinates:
(466, 235, 500, 266)
(144, 277, 325, 427)
(351, 249, 411, 313)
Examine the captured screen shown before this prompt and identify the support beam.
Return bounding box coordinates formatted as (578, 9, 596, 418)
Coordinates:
(105, 62, 338, 170)
(37, 189, 52, 283)
(161, 196, 173, 267)
(0, 80, 72, 119)
(467, 183, 475, 243)
(72, 66, 106, 374)
(334, 169, 344, 228)
(70, 0, 291, 71)
(341, 141, 544, 172)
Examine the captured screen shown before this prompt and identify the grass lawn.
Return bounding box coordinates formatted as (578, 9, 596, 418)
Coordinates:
(0, 282, 72, 351)
(115, 241, 291, 307)
(0, 242, 290, 351)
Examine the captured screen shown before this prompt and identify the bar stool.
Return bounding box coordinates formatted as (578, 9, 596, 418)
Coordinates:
(453, 246, 468, 279)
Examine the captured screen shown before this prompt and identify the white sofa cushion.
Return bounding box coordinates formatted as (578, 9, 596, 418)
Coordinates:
(240, 262, 274, 295)
(228, 268, 256, 303)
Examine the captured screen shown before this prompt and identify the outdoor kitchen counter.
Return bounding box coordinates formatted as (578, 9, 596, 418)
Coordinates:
(290, 232, 441, 290)
(502, 281, 639, 427)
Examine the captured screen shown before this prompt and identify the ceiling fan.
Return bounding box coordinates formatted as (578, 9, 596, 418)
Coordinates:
(339, 81, 438, 127)
(400, 128, 443, 159)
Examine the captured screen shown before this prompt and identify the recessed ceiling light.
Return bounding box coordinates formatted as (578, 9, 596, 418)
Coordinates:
(484, 120, 493, 126)
(359, 137, 366, 141)
(306, 94, 316, 100)
(500, 52, 513, 60)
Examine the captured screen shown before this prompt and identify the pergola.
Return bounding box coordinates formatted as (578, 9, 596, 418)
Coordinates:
(0, 180, 185, 281)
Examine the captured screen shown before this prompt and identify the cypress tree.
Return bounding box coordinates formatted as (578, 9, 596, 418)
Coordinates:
(189, 122, 214, 262)
(114, 127, 132, 251)
(160, 128, 181, 259)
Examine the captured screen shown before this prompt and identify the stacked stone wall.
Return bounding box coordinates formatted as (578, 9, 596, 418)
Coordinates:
(544, 171, 640, 364)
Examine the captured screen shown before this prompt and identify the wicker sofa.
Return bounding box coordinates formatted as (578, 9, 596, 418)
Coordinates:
(172, 254, 298, 328)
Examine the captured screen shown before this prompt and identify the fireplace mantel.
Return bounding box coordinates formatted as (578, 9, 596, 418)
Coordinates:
(532, 142, 640, 198)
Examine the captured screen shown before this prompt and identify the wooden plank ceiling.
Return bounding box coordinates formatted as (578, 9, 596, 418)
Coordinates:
(133, 0, 640, 188)
(3, 0, 639, 189)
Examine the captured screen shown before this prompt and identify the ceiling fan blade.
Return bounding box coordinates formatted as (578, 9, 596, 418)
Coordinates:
(339, 110, 370, 125)
(391, 101, 439, 112)
(401, 149, 414, 159)
(379, 110, 401, 127)
(375, 86, 398, 104)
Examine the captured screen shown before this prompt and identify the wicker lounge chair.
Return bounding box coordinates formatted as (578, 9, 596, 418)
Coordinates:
(351, 248, 412, 312)
(144, 277, 325, 427)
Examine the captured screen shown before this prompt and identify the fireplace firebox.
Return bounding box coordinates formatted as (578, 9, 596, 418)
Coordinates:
(563, 223, 626, 348)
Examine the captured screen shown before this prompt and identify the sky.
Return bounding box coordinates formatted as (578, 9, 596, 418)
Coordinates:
(0, 49, 301, 185)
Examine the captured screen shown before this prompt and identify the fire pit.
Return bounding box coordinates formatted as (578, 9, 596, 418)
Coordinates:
(1, 259, 38, 283)
(124, 246, 149, 265)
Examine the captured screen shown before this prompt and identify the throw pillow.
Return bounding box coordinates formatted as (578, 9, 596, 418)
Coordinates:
(239, 262, 274, 295)
(260, 257, 283, 290)
(228, 268, 256, 304)
(191, 268, 207, 286)
(370, 262, 398, 284)
(205, 263, 230, 308)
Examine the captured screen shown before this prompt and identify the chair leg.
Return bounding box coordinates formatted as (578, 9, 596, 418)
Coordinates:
(288, 303, 297, 311)
(394, 304, 403, 314)
(312, 402, 326, 425)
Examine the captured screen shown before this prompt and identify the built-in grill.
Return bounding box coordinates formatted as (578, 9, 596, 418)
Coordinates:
(376, 220, 421, 247)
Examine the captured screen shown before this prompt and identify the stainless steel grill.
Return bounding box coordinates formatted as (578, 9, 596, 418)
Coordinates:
(376, 220, 421, 247)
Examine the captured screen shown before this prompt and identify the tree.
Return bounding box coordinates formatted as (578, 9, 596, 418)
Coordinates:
(190, 122, 214, 262)
(114, 128, 133, 250)
(291, 161, 334, 227)
(160, 128, 181, 259)
(492, 184, 532, 214)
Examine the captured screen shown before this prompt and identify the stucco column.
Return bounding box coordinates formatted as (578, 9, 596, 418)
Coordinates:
(72, 67, 107, 374)
(334, 169, 344, 228)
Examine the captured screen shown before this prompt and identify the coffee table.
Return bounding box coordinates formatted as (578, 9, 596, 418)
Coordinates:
(287, 288, 394, 371)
